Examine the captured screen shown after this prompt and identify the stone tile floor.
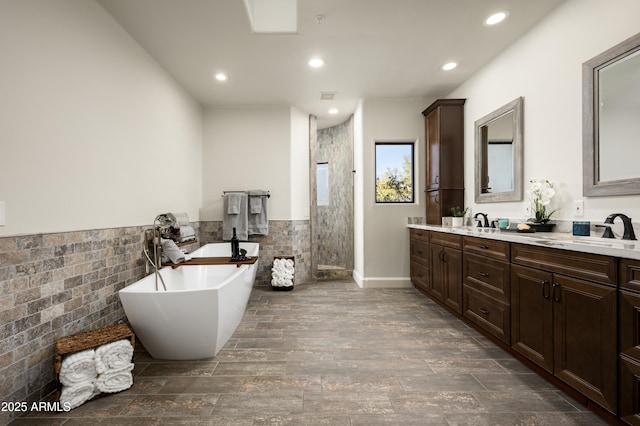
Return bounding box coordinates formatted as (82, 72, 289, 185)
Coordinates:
(12, 280, 606, 425)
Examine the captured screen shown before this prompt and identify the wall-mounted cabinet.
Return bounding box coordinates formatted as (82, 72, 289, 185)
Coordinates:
(422, 99, 465, 224)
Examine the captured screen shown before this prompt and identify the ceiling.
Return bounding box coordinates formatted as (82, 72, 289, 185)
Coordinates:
(97, 0, 565, 129)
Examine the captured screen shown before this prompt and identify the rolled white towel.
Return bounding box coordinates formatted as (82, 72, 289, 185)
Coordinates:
(161, 238, 185, 264)
(59, 381, 97, 409)
(59, 349, 96, 387)
(95, 339, 133, 374)
(96, 363, 134, 393)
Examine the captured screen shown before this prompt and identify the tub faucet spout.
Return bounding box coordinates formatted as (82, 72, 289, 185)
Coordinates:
(604, 213, 637, 240)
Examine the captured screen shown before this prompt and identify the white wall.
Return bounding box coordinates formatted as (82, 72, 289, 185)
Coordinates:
(290, 107, 310, 220)
(353, 101, 365, 284)
(201, 105, 309, 221)
(355, 98, 427, 288)
(0, 0, 202, 236)
(449, 0, 640, 227)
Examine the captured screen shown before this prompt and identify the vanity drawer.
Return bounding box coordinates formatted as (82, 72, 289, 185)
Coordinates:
(620, 259, 640, 294)
(463, 236, 510, 261)
(430, 231, 462, 249)
(463, 285, 510, 345)
(511, 243, 617, 286)
(463, 253, 510, 303)
(410, 261, 429, 293)
(410, 239, 429, 268)
(410, 228, 430, 243)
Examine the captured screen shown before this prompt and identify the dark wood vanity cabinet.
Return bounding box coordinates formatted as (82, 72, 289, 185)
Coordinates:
(409, 229, 430, 295)
(619, 259, 640, 425)
(429, 231, 463, 314)
(511, 244, 618, 415)
(422, 99, 465, 224)
(462, 237, 511, 344)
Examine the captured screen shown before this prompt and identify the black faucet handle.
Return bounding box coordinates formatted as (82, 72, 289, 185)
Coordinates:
(595, 224, 615, 239)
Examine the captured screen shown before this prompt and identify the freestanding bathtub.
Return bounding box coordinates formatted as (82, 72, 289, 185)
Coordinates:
(119, 242, 259, 360)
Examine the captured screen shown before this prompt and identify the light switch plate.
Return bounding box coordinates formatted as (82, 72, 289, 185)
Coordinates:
(0, 201, 5, 226)
(523, 203, 531, 218)
(574, 200, 584, 217)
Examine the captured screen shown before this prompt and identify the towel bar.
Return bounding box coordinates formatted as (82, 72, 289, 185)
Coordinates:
(222, 191, 270, 198)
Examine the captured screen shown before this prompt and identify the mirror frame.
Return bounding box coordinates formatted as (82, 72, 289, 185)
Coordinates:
(583, 31, 640, 196)
(474, 97, 524, 203)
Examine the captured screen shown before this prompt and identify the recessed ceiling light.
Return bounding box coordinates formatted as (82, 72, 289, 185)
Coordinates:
(214, 72, 229, 81)
(328, 108, 338, 114)
(441, 62, 457, 71)
(308, 58, 325, 68)
(484, 11, 509, 26)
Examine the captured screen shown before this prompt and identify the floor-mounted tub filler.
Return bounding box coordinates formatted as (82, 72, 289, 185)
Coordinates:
(119, 242, 259, 360)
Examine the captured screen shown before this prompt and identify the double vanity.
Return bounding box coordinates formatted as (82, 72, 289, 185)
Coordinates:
(408, 224, 640, 424)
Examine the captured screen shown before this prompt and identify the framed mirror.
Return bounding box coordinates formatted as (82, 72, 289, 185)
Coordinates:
(583, 31, 640, 196)
(474, 97, 524, 203)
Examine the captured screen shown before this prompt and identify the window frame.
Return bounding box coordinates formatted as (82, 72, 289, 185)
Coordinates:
(374, 141, 415, 204)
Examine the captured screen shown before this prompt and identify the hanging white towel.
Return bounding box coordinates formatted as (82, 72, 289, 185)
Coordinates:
(96, 363, 134, 393)
(59, 381, 98, 409)
(223, 193, 248, 240)
(227, 193, 242, 214)
(95, 339, 133, 375)
(248, 190, 269, 235)
(59, 349, 97, 387)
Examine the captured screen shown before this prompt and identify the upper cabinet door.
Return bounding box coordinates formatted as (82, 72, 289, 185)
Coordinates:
(426, 107, 440, 191)
(422, 99, 466, 191)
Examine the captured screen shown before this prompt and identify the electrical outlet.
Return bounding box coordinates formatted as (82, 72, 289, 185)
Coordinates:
(523, 204, 531, 218)
(574, 200, 584, 217)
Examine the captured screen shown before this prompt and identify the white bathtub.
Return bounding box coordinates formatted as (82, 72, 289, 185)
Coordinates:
(119, 242, 259, 360)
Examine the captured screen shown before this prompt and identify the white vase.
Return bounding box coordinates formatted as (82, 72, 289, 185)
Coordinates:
(451, 217, 464, 227)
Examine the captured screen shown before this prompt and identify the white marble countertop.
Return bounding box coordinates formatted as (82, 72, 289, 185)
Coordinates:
(407, 223, 640, 261)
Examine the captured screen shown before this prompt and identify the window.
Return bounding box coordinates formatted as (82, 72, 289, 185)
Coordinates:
(375, 142, 414, 203)
(317, 163, 329, 206)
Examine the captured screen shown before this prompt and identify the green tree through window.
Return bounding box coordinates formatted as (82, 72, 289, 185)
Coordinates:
(375, 143, 414, 203)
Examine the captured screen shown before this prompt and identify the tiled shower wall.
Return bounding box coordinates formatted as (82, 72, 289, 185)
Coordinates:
(0, 219, 307, 424)
(316, 118, 354, 271)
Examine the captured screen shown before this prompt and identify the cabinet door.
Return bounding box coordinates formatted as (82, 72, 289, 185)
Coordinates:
(511, 265, 554, 373)
(443, 246, 462, 314)
(429, 244, 445, 303)
(426, 108, 440, 191)
(619, 290, 640, 424)
(553, 274, 617, 414)
(426, 191, 441, 225)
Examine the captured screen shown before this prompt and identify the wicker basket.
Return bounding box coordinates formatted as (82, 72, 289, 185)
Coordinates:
(54, 323, 135, 399)
(271, 255, 295, 291)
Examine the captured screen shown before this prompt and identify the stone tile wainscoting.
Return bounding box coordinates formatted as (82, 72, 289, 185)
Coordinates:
(199, 220, 311, 286)
(0, 220, 308, 424)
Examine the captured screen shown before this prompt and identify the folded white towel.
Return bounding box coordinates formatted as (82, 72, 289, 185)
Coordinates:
(59, 349, 97, 387)
(95, 339, 133, 374)
(60, 381, 97, 409)
(96, 363, 134, 393)
(179, 225, 196, 242)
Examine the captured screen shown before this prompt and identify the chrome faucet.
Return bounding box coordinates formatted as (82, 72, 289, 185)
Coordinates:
(474, 212, 490, 228)
(604, 213, 637, 240)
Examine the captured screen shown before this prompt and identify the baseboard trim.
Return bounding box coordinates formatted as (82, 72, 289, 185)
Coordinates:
(352, 271, 412, 289)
